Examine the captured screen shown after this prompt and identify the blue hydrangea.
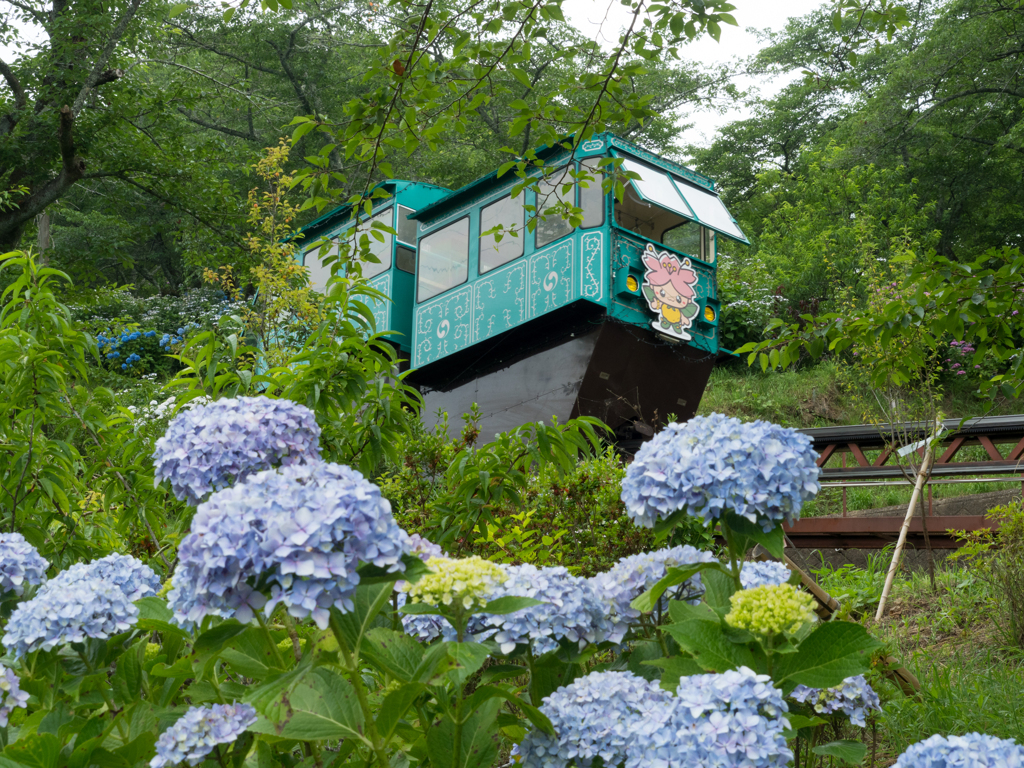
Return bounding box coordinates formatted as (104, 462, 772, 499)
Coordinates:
(517, 671, 674, 768)
(791, 675, 882, 728)
(588, 545, 718, 643)
(894, 733, 1024, 768)
(0, 665, 29, 726)
(738, 560, 792, 590)
(483, 564, 611, 654)
(628, 667, 792, 768)
(621, 413, 821, 532)
(153, 396, 322, 505)
(168, 462, 412, 629)
(151, 703, 257, 768)
(47, 554, 160, 601)
(407, 533, 444, 561)
(0, 533, 48, 596)
(2, 575, 139, 657)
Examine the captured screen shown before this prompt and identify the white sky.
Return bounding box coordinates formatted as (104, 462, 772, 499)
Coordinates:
(562, 0, 827, 149)
(3, 0, 826, 148)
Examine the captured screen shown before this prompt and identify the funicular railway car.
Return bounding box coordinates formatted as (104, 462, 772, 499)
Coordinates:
(297, 134, 748, 440)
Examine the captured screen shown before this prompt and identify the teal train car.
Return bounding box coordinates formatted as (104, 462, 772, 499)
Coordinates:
(297, 135, 747, 441)
(296, 179, 451, 353)
(407, 133, 747, 439)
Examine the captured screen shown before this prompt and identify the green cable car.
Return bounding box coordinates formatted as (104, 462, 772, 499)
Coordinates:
(297, 134, 747, 442)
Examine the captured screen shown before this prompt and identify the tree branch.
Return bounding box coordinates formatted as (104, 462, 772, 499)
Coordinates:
(0, 56, 27, 135)
(72, 0, 144, 113)
(177, 106, 259, 141)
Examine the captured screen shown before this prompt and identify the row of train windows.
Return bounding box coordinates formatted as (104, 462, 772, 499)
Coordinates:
(417, 159, 605, 303)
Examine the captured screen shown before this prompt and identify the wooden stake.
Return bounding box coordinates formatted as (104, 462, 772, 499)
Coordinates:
(875, 443, 934, 621)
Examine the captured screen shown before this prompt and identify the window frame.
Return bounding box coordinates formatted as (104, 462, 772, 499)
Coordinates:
(478, 192, 525, 274)
(416, 215, 471, 303)
(578, 158, 605, 230)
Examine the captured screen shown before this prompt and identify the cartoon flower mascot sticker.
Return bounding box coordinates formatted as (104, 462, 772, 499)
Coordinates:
(640, 243, 699, 340)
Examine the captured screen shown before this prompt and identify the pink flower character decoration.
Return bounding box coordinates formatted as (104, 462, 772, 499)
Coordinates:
(639, 243, 699, 340)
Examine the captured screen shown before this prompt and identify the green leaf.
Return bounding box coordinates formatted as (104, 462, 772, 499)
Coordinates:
(114, 732, 157, 766)
(631, 564, 709, 613)
(723, 513, 785, 559)
(3, 733, 60, 768)
(812, 740, 868, 765)
(111, 643, 144, 706)
(662, 619, 760, 673)
(194, 621, 249, 655)
(773, 622, 884, 691)
(625, 640, 663, 682)
(644, 656, 705, 692)
(361, 628, 425, 682)
(787, 714, 827, 731)
(481, 596, 543, 615)
(701, 569, 738, 616)
(375, 682, 427, 741)
(220, 627, 280, 680)
(328, 582, 392, 654)
(249, 668, 366, 743)
(426, 698, 501, 768)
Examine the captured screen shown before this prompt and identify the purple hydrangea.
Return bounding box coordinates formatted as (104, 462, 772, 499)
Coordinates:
(151, 703, 257, 768)
(517, 671, 674, 768)
(407, 533, 444, 561)
(168, 462, 412, 629)
(791, 674, 882, 728)
(47, 554, 160, 601)
(621, 413, 821, 532)
(628, 667, 792, 768)
(0, 533, 48, 596)
(153, 396, 321, 505)
(589, 546, 718, 643)
(894, 733, 1024, 768)
(0, 665, 29, 726)
(738, 560, 792, 590)
(483, 564, 611, 654)
(2, 575, 139, 657)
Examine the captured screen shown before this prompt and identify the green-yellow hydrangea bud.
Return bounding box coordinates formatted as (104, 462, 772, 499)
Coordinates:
(276, 637, 306, 653)
(157, 579, 173, 599)
(401, 556, 506, 611)
(145, 643, 162, 662)
(725, 583, 817, 636)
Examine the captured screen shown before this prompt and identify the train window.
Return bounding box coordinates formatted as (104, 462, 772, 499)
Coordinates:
(396, 245, 416, 274)
(619, 156, 693, 219)
(348, 208, 393, 279)
(671, 178, 746, 242)
(703, 228, 716, 264)
(418, 217, 469, 302)
(479, 194, 524, 273)
(397, 205, 417, 245)
(535, 168, 574, 247)
(304, 238, 337, 293)
(614, 183, 690, 243)
(579, 158, 604, 229)
(662, 221, 702, 259)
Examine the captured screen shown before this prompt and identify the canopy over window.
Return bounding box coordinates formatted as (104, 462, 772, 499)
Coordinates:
(618, 156, 748, 244)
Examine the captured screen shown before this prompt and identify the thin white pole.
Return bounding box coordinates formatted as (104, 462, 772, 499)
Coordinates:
(875, 446, 934, 621)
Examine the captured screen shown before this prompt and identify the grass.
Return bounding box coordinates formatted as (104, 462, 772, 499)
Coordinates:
(810, 558, 1024, 763)
(700, 362, 1024, 517)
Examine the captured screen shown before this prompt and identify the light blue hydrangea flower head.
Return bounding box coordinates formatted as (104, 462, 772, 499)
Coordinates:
(517, 670, 674, 768)
(894, 733, 1024, 768)
(168, 462, 412, 630)
(621, 413, 820, 532)
(0, 533, 48, 596)
(47, 554, 160, 601)
(0, 665, 29, 726)
(589, 545, 718, 643)
(483, 564, 611, 654)
(791, 675, 881, 728)
(2, 575, 139, 657)
(153, 396, 322, 505)
(739, 560, 792, 590)
(628, 666, 792, 768)
(150, 703, 257, 768)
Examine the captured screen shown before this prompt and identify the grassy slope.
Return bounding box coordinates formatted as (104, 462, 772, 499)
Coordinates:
(813, 557, 1024, 762)
(697, 362, 1023, 516)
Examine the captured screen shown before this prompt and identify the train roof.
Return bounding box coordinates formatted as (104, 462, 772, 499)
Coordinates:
(296, 179, 450, 240)
(409, 132, 718, 223)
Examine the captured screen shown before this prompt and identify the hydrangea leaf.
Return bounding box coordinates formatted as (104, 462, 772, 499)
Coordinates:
(460, 685, 554, 736)
(630, 564, 705, 614)
(113, 733, 157, 767)
(773, 622, 884, 692)
(668, 599, 718, 623)
(663, 618, 761, 673)
(724, 512, 785, 559)
(375, 682, 428, 741)
(250, 668, 365, 743)
(652, 508, 693, 543)
(111, 642, 144, 706)
(700, 568, 738, 616)
(645, 656, 706, 692)
(193, 621, 249, 656)
(812, 740, 868, 765)
(328, 583, 394, 655)
(220, 628, 282, 680)
(2, 732, 60, 768)
(362, 628, 426, 683)
(426, 698, 502, 768)
(625, 640, 664, 682)
(244, 657, 315, 714)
